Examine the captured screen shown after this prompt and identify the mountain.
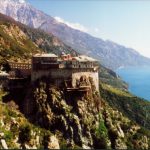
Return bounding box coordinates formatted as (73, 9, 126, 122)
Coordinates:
(0, 12, 128, 90)
(0, 0, 150, 69)
(0, 12, 77, 62)
(0, 5, 149, 148)
(0, 15, 40, 62)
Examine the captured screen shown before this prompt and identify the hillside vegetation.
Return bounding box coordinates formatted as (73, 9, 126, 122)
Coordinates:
(0, 22, 40, 62)
(99, 64, 128, 90)
(0, 90, 62, 149)
(1, 78, 149, 149)
(0, 13, 77, 57)
(100, 83, 150, 130)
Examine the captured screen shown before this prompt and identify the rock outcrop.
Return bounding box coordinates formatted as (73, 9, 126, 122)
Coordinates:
(0, 77, 149, 149)
(31, 78, 101, 148)
(22, 77, 150, 149)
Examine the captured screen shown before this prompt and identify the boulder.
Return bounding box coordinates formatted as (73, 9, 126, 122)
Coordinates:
(47, 135, 60, 149)
(0, 119, 4, 127)
(0, 132, 4, 138)
(24, 144, 31, 149)
(1, 139, 8, 149)
(117, 124, 124, 138)
(115, 139, 127, 149)
(36, 135, 40, 145)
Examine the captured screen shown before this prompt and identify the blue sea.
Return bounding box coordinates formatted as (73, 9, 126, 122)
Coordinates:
(116, 66, 150, 101)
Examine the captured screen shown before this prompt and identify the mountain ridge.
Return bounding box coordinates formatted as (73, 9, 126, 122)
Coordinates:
(0, 0, 150, 69)
(0, 12, 127, 90)
(0, 12, 78, 61)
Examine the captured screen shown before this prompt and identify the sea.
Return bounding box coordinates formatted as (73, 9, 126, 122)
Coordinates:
(116, 66, 150, 101)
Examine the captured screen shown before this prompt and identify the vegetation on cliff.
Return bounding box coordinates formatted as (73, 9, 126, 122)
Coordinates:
(0, 90, 61, 149)
(0, 13, 77, 59)
(100, 83, 150, 130)
(19, 78, 149, 149)
(99, 64, 128, 90)
(0, 77, 150, 149)
(101, 99, 150, 149)
(0, 22, 39, 62)
(26, 78, 101, 149)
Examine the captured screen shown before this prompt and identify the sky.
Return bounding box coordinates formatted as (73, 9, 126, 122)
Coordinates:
(27, 0, 150, 58)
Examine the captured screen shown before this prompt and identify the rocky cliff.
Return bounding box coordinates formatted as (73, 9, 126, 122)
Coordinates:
(0, 90, 61, 149)
(0, 74, 149, 149)
(15, 77, 148, 149)
(24, 77, 101, 148)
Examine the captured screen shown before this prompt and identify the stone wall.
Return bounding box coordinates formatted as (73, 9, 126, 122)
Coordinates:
(32, 69, 72, 82)
(31, 68, 99, 92)
(72, 71, 99, 91)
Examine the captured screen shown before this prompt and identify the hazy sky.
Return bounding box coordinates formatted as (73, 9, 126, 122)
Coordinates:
(27, 0, 150, 58)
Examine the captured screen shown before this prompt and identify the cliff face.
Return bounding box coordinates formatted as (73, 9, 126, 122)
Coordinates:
(0, 91, 60, 149)
(21, 78, 149, 149)
(25, 78, 101, 148)
(0, 74, 149, 149)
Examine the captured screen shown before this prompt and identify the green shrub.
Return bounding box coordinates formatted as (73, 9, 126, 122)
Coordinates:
(19, 124, 32, 143)
(7, 110, 18, 118)
(4, 130, 13, 143)
(59, 138, 68, 149)
(96, 118, 108, 138)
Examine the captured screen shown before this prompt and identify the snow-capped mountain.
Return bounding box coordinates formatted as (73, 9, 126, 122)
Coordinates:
(0, 0, 56, 28)
(0, 0, 150, 69)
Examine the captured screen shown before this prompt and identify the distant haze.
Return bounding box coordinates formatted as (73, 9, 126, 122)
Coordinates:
(27, 0, 150, 58)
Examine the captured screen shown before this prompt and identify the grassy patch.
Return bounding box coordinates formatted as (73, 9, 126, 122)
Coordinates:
(101, 83, 132, 97)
